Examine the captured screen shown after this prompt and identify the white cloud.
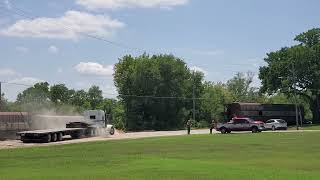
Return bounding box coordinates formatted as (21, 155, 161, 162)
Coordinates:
(0, 68, 17, 76)
(190, 66, 208, 75)
(15, 46, 29, 53)
(9, 77, 44, 86)
(1, 10, 125, 40)
(48, 45, 59, 53)
(76, 0, 188, 10)
(75, 62, 114, 76)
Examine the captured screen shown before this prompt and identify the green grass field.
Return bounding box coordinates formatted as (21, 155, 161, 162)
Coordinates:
(1, 132, 320, 180)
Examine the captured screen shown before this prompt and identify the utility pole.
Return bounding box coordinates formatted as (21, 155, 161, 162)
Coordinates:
(0, 81, 2, 112)
(291, 62, 299, 130)
(192, 72, 196, 121)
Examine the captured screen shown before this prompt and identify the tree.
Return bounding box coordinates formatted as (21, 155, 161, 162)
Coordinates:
(17, 82, 50, 104)
(50, 84, 69, 104)
(199, 82, 233, 122)
(226, 72, 263, 102)
(88, 85, 103, 109)
(16, 82, 51, 112)
(259, 28, 320, 123)
(69, 90, 89, 107)
(114, 54, 202, 131)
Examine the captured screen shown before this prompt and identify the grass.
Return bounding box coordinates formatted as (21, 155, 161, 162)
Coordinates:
(289, 124, 320, 130)
(1, 132, 320, 180)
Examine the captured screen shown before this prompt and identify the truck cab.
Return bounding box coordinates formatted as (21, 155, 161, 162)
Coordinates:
(84, 110, 106, 127)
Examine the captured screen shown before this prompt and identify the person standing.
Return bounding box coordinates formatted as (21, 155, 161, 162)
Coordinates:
(210, 119, 216, 134)
(186, 119, 192, 135)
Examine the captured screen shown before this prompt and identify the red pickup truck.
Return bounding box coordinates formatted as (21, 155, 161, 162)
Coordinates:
(216, 117, 265, 134)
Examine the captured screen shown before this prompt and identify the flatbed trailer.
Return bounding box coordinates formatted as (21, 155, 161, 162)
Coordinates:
(16, 128, 90, 143)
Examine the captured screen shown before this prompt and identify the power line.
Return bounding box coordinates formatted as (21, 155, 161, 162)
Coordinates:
(1, 81, 216, 100)
(1, 81, 33, 87)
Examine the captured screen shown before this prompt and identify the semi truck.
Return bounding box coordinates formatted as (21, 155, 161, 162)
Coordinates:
(16, 110, 115, 143)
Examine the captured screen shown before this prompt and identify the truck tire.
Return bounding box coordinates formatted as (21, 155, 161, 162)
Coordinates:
(51, 133, 57, 142)
(252, 127, 259, 133)
(220, 127, 227, 134)
(109, 127, 115, 135)
(57, 132, 63, 141)
(45, 134, 51, 143)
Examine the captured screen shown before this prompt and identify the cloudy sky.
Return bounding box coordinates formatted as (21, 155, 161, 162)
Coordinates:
(0, 0, 319, 101)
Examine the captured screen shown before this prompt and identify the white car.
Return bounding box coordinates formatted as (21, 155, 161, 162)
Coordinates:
(265, 119, 287, 131)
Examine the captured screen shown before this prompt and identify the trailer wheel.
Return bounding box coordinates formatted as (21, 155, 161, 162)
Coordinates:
(51, 133, 57, 142)
(57, 133, 63, 141)
(109, 127, 115, 135)
(45, 134, 51, 143)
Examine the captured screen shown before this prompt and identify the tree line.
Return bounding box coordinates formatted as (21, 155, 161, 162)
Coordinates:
(1, 28, 319, 130)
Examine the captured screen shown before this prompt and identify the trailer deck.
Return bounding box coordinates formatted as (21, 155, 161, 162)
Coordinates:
(17, 128, 88, 143)
(17, 128, 86, 134)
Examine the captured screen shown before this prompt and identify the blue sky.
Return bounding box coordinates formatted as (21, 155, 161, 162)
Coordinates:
(0, 0, 319, 101)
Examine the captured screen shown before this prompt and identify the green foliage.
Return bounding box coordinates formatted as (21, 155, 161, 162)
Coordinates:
(199, 82, 233, 122)
(49, 84, 69, 103)
(1, 133, 320, 180)
(259, 28, 320, 122)
(227, 72, 265, 102)
(88, 85, 103, 109)
(114, 54, 202, 131)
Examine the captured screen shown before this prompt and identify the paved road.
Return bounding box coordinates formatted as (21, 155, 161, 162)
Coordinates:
(1, 129, 319, 150)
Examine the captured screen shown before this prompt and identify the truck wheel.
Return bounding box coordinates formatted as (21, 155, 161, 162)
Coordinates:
(252, 127, 259, 133)
(51, 133, 57, 142)
(109, 127, 115, 135)
(57, 133, 63, 141)
(220, 128, 227, 134)
(272, 126, 276, 131)
(45, 134, 51, 143)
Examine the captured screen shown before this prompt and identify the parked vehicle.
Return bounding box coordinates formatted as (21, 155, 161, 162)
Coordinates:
(265, 119, 287, 131)
(302, 120, 313, 125)
(216, 117, 265, 134)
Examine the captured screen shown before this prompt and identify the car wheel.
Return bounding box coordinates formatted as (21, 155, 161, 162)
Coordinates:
(252, 127, 258, 133)
(220, 128, 227, 134)
(272, 126, 276, 131)
(109, 127, 115, 135)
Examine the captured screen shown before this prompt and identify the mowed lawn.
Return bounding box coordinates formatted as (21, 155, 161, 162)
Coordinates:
(1, 132, 320, 180)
